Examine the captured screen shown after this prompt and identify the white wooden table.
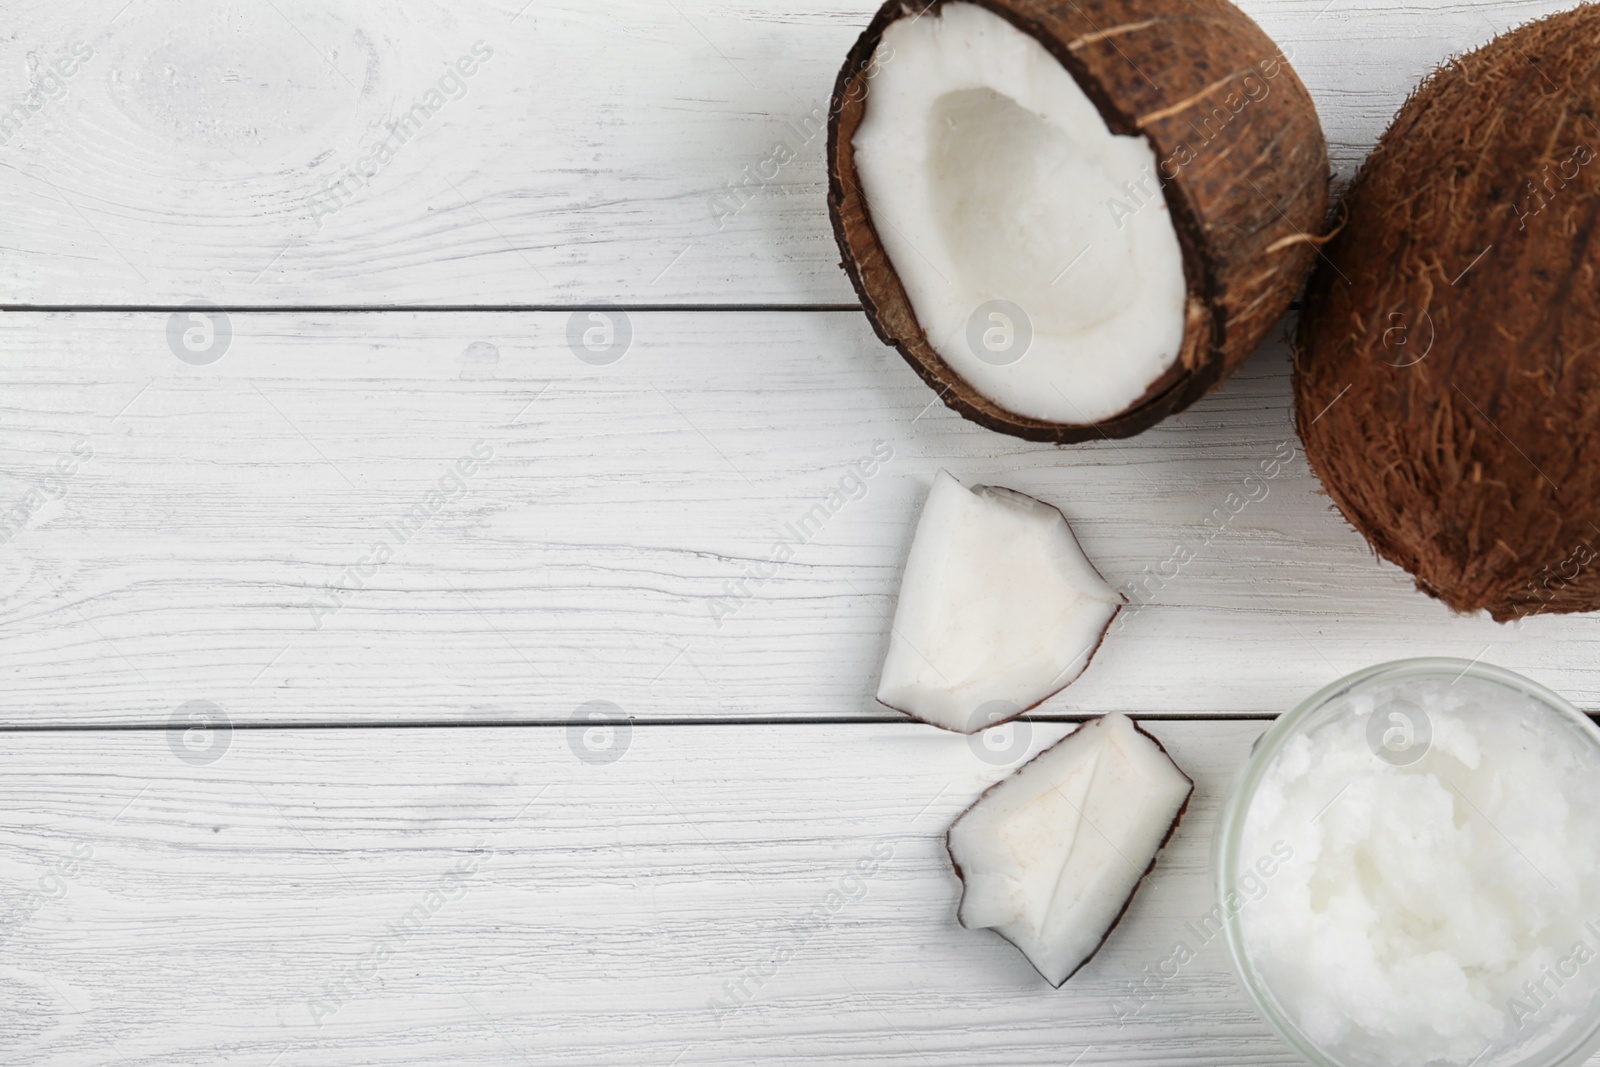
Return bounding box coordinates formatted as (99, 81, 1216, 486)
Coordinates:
(1, 1, 1594, 1063)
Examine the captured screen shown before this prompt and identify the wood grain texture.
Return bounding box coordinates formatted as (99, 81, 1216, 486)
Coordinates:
(4, 2, 1596, 1062)
(2, 309, 1600, 725)
(0, 720, 1324, 1067)
(0, 0, 1576, 306)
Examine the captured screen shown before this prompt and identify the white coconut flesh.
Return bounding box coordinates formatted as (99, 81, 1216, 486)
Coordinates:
(948, 713, 1192, 985)
(852, 1, 1188, 425)
(876, 471, 1123, 732)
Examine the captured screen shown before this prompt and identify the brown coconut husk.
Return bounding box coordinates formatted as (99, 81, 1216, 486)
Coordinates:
(828, 0, 1330, 443)
(1295, 5, 1600, 622)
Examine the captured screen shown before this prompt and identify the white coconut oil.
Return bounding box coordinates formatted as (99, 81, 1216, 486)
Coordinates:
(1237, 671, 1600, 1067)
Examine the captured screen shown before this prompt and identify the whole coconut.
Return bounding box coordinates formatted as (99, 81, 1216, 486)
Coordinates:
(1296, 6, 1600, 622)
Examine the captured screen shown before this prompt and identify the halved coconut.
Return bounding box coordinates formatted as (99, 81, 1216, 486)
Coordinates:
(829, 0, 1329, 441)
(877, 471, 1122, 732)
(1295, 6, 1600, 622)
(947, 713, 1193, 985)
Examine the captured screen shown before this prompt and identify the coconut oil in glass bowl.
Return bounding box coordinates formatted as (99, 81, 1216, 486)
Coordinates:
(1216, 659, 1600, 1067)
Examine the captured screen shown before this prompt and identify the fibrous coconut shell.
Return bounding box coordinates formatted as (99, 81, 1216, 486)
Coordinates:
(1295, 6, 1600, 622)
(828, 0, 1330, 442)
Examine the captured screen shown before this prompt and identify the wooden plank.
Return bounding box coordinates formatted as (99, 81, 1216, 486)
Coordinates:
(0, 0, 1573, 306)
(1, 310, 1597, 725)
(0, 720, 1319, 1066)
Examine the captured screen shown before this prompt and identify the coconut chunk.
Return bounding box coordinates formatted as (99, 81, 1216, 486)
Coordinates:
(947, 713, 1193, 985)
(850, 1, 1188, 425)
(877, 471, 1122, 732)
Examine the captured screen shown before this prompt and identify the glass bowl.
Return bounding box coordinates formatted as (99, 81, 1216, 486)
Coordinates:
(1215, 658, 1600, 1067)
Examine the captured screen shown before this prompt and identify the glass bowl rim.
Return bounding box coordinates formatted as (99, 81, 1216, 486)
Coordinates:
(1214, 656, 1600, 1067)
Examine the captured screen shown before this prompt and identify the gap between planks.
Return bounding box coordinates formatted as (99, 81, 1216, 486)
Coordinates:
(0, 713, 1283, 732)
(0, 304, 865, 314)
(0, 301, 1308, 313)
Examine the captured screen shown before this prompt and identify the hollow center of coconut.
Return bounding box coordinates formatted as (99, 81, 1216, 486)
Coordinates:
(851, 2, 1187, 425)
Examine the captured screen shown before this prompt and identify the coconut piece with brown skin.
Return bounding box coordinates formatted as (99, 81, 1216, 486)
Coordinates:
(876, 471, 1124, 733)
(946, 713, 1193, 986)
(828, 0, 1329, 443)
(1295, 6, 1600, 622)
